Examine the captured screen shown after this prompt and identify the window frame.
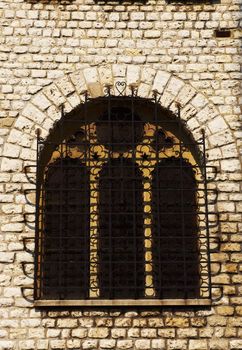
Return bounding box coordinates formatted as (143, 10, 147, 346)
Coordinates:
(34, 91, 212, 307)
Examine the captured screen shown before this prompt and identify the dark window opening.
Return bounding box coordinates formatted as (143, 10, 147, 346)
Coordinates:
(42, 157, 90, 299)
(99, 158, 144, 299)
(152, 157, 200, 299)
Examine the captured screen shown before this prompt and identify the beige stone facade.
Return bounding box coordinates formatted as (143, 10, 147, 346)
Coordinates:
(0, 0, 241, 349)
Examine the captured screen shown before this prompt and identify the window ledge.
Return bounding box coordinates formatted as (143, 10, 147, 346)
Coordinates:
(34, 298, 211, 307)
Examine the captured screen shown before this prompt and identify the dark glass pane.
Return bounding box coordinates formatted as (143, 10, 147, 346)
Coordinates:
(152, 157, 200, 299)
(98, 158, 144, 299)
(42, 157, 89, 299)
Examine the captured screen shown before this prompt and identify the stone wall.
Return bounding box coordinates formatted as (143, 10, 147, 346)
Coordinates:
(0, 0, 241, 349)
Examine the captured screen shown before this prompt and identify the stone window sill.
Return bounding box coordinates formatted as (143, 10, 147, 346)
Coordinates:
(34, 299, 211, 307)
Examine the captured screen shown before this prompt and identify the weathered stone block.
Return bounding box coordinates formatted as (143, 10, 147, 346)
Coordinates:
(49, 340, 66, 349)
(111, 328, 126, 338)
(0, 341, 15, 350)
(189, 339, 207, 350)
(0, 252, 15, 263)
(152, 71, 171, 94)
(210, 339, 229, 349)
(56, 319, 78, 328)
(147, 318, 163, 327)
(135, 339, 151, 350)
(1, 158, 23, 172)
(127, 65, 140, 86)
(99, 339, 116, 349)
(114, 318, 132, 327)
(44, 85, 66, 107)
(72, 328, 87, 338)
(230, 340, 242, 349)
(165, 317, 189, 328)
(168, 339, 188, 350)
(208, 315, 227, 326)
(151, 339, 166, 349)
(66, 339, 81, 349)
(116, 340, 133, 349)
(82, 340, 98, 349)
(88, 327, 109, 338)
(32, 93, 52, 111)
(19, 340, 35, 350)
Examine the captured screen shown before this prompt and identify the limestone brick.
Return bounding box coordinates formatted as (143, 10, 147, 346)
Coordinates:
(177, 328, 198, 338)
(98, 65, 113, 86)
(116, 340, 133, 349)
(82, 340, 98, 349)
(165, 317, 189, 328)
(230, 340, 242, 349)
(1, 157, 23, 172)
(140, 328, 157, 338)
(71, 328, 87, 338)
(168, 339, 188, 350)
(88, 327, 109, 338)
(210, 339, 229, 349)
(0, 341, 15, 350)
(2, 143, 21, 159)
(151, 339, 165, 349)
(152, 71, 171, 94)
(111, 328, 126, 338)
(189, 339, 207, 350)
(216, 306, 234, 316)
(49, 340, 65, 349)
(134, 339, 151, 349)
(22, 103, 46, 125)
(56, 319, 78, 328)
(83, 67, 103, 97)
(158, 328, 176, 338)
(208, 316, 227, 326)
(44, 85, 65, 107)
(99, 339, 116, 349)
(114, 318, 132, 327)
(127, 328, 140, 338)
(127, 65, 140, 86)
(147, 318, 163, 327)
(95, 318, 113, 327)
(69, 71, 88, 95)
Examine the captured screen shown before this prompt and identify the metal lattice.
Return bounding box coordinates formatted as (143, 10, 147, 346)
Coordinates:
(34, 85, 211, 303)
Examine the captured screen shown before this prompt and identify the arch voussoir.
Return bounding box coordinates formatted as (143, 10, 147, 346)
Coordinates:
(2, 63, 235, 173)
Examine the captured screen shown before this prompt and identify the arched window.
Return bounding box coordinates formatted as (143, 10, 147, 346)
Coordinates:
(34, 94, 211, 306)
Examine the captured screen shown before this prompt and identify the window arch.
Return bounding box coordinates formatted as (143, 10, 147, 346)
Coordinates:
(34, 94, 211, 306)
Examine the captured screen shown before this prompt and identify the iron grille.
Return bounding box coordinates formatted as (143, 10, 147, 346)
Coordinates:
(34, 85, 211, 302)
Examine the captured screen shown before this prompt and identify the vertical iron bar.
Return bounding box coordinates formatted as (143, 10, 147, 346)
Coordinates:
(131, 89, 137, 298)
(154, 92, 161, 298)
(108, 91, 112, 299)
(59, 104, 64, 298)
(177, 103, 188, 298)
(34, 129, 41, 299)
(202, 129, 211, 298)
(84, 93, 89, 299)
(39, 142, 45, 298)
